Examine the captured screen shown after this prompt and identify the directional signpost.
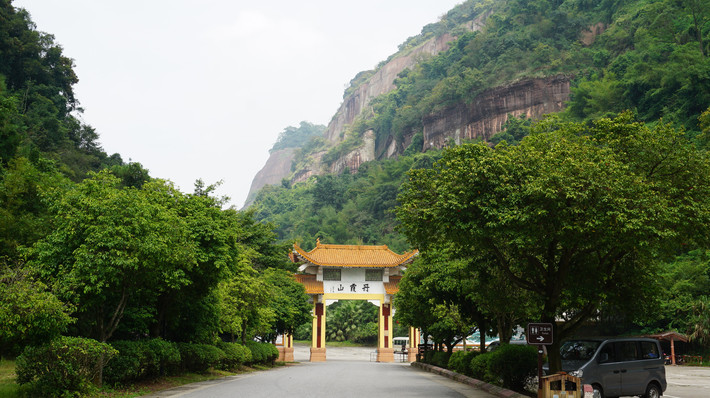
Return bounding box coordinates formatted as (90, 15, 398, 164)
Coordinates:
(527, 323, 554, 396)
(527, 323, 553, 345)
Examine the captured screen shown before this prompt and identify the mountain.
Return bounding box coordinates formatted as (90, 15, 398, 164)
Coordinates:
(247, 0, 709, 209)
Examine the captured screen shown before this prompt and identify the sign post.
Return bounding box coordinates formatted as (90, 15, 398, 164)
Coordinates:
(527, 323, 553, 397)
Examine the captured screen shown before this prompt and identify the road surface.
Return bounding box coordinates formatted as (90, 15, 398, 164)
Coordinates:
(142, 346, 497, 398)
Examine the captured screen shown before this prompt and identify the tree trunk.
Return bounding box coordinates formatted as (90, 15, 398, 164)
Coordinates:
(547, 338, 563, 374)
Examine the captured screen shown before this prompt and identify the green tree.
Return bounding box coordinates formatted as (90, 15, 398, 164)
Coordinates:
(28, 171, 197, 342)
(397, 113, 710, 371)
(0, 156, 68, 261)
(0, 265, 72, 358)
(218, 269, 275, 343)
(325, 301, 378, 343)
(261, 268, 311, 341)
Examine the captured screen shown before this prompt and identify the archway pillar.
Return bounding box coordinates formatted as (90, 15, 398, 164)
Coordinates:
(310, 298, 326, 361)
(377, 302, 394, 362)
(408, 326, 420, 362)
(277, 332, 294, 362)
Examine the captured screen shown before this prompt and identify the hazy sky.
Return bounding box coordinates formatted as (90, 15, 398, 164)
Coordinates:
(13, 0, 462, 207)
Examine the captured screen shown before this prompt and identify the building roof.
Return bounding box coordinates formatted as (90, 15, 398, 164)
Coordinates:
(384, 276, 402, 295)
(291, 240, 418, 268)
(294, 274, 324, 295)
(644, 331, 689, 342)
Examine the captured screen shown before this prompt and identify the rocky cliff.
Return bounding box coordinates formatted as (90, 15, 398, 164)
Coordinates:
(324, 33, 456, 142)
(244, 148, 295, 206)
(422, 75, 571, 150)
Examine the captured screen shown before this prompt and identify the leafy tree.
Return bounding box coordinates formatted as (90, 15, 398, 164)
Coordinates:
(688, 297, 710, 345)
(0, 265, 72, 358)
(397, 113, 710, 371)
(325, 301, 378, 343)
(218, 269, 275, 344)
(261, 268, 311, 341)
(28, 171, 197, 342)
(0, 156, 68, 261)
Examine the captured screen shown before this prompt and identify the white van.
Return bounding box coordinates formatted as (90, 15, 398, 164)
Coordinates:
(556, 338, 666, 398)
(392, 337, 408, 353)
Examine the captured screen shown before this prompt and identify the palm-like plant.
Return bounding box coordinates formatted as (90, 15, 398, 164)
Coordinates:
(326, 301, 378, 342)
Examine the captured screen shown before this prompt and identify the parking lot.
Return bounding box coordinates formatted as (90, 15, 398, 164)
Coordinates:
(664, 365, 710, 398)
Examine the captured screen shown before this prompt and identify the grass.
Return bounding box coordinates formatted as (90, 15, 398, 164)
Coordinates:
(0, 359, 284, 398)
(0, 359, 22, 397)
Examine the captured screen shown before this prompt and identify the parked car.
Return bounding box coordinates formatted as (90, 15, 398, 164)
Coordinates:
(464, 331, 500, 350)
(487, 338, 527, 351)
(546, 338, 666, 398)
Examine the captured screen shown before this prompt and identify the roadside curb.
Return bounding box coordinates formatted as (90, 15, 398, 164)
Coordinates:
(411, 362, 529, 398)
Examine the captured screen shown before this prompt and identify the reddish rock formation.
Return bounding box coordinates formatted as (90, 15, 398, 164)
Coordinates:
(422, 75, 571, 150)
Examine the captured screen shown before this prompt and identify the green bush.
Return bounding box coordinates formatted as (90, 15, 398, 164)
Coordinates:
(487, 344, 537, 391)
(423, 349, 435, 364)
(448, 350, 478, 376)
(430, 350, 451, 368)
(103, 341, 143, 384)
(143, 338, 180, 376)
(15, 336, 117, 397)
(244, 341, 278, 364)
(104, 339, 181, 384)
(177, 343, 226, 372)
(217, 342, 251, 370)
(469, 352, 494, 383)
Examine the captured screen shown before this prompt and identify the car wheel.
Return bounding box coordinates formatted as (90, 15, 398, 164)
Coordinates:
(592, 384, 604, 398)
(643, 383, 661, 398)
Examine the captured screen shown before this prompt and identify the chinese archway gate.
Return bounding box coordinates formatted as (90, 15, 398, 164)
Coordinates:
(283, 240, 419, 362)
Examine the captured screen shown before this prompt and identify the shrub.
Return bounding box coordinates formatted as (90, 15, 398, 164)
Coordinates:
(448, 350, 478, 376)
(143, 338, 180, 377)
(423, 349, 436, 364)
(104, 339, 181, 385)
(15, 336, 117, 397)
(244, 341, 278, 364)
(430, 350, 451, 368)
(177, 343, 226, 373)
(487, 344, 537, 391)
(217, 342, 251, 370)
(103, 341, 143, 384)
(469, 352, 494, 383)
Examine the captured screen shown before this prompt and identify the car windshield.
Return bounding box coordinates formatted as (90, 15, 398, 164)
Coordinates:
(560, 340, 601, 361)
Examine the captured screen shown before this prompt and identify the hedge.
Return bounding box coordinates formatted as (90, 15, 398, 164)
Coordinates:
(177, 343, 226, 372)
(104, 339, 180, 385)
(243, 341, 278, 364)
(216, 341, 252, 370)
(15, 336, 117, 397)
(448, 350, 478, 376)
(487, 344, 537, 391)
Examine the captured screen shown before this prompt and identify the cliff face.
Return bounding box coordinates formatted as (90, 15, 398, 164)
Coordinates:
(422, 75, 571, 150)
(244, 148, 295, 206)
(324, 33, 456, 142)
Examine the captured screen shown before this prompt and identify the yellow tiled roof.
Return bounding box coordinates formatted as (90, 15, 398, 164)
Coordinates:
(384, 276, 402, 295)
(292, 241, 418, 268)
(294, 274, 323, 294)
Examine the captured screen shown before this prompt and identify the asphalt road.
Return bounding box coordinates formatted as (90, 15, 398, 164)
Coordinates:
(142, 346, 497, 398)
(140, 346, 710, 398)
